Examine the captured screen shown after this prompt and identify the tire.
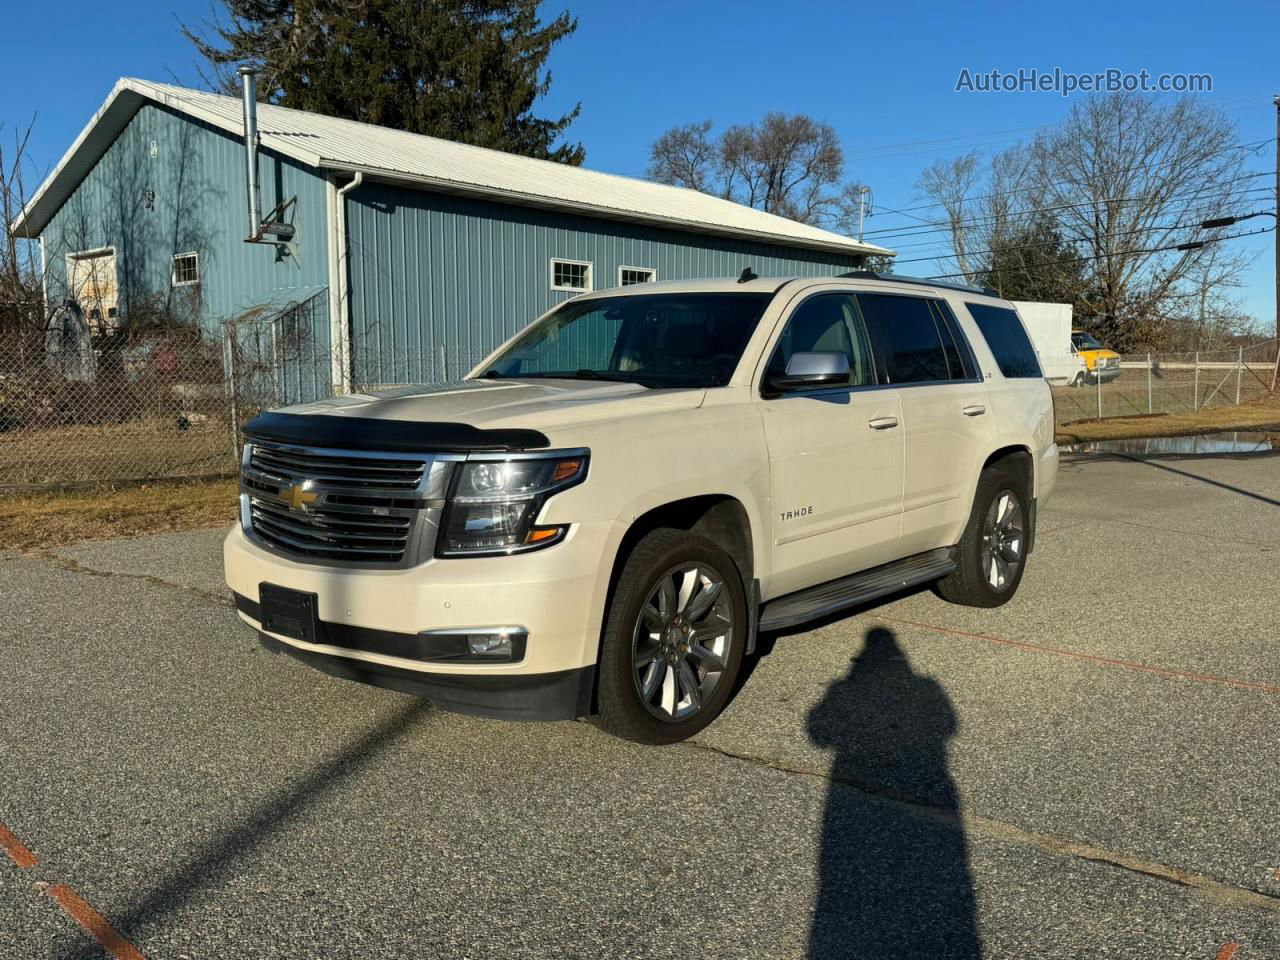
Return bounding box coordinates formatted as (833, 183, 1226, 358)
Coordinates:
(935, 467, 1030, 608)
(594, 528, 748, 744)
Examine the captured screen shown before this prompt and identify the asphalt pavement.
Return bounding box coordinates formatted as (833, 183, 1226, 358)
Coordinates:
(1, 449, 1278, 959)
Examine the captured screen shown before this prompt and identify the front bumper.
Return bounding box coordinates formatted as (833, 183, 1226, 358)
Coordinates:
(253, 627, 594, 721)
(1087, 366, 1121, 383)
(224, 517, 624, 720)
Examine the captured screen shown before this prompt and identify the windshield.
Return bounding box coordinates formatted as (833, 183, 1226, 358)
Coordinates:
(1072, 331, 1104, 350)
(482, 292, 774, 389)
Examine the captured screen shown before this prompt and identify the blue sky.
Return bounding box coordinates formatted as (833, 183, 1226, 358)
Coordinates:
(3, 0, 1276, 322)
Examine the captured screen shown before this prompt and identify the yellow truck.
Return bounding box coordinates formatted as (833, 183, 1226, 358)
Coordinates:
(1070, 330, 1121, 385)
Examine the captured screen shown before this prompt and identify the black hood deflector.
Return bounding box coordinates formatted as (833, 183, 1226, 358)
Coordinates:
(243, 412, 550, 453)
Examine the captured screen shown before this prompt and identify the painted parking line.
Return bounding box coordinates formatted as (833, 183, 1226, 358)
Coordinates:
(45, 884, 148, 960)
(0, 821, 37, 869)
(880, 616, 1280, 696)
(2, 820, 146, 958)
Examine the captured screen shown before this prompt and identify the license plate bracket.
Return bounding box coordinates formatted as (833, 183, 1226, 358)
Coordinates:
(259, 583, 319, 644)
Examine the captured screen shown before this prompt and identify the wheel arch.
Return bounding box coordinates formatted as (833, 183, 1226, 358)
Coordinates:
(983, 445, 1034, 493)
(611, 494, 755, 595)
(593, 495, 758, 703)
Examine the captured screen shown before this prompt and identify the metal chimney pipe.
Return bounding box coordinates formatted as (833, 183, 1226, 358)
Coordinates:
(238, 66, 262, 240)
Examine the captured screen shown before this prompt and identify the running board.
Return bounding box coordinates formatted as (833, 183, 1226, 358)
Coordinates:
(758, 547, 957, 632)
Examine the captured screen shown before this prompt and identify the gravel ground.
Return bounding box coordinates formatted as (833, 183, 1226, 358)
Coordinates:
(1, 449, 1278, 959)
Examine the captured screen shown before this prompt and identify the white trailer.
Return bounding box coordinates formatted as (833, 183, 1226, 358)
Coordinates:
(1011, 300, 1085, 385)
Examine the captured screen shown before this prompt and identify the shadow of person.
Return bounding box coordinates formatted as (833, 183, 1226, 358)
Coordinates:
(807, 627, 981, 959)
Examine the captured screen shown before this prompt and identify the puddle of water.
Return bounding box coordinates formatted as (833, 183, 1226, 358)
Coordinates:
(1064, 431, 1280, 455)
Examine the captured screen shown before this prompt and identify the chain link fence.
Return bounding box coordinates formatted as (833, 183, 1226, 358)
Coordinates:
(3, 314, 1279, 493)
(0, 323, 232, 490)
(1052, 340, 1280, 424)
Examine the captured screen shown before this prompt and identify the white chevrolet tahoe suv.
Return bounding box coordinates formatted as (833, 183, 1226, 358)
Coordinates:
(224, 272, 1058, 744)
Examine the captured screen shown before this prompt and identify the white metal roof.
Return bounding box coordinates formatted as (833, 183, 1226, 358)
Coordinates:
(13, 78, 892, 259)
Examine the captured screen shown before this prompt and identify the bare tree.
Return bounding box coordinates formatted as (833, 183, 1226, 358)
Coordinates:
(917, 94, 1257, 349)
(0, 121, 44, 342)
(648, 113, 856, 228)
(916, 150, 981, 282)
(647, 120, 717, 194)
(1018, 93, 1252, 348)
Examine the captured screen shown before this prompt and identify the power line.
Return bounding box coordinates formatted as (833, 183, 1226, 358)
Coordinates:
(837, 93, 1275, 165)
(850, 174, 1277, 243)
(861, 172, 1275, 240)
(921, 224, 1276, 282)
(880, 186, 1276, 253)
(840, 125, 1047, 160)
(847, 142, 1277, 226)
(891, 210, 1277, 267)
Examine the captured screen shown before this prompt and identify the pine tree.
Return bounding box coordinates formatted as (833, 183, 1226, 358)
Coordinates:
(975, 218, 1086, 305)
(183, 0, 584, 164)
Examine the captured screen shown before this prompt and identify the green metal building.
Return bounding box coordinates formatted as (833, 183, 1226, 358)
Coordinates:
(13, 78, 889, 401)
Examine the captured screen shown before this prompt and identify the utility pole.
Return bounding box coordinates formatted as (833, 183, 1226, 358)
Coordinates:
(1274, 95, 1279, 342)
(856, 186, 871, 242)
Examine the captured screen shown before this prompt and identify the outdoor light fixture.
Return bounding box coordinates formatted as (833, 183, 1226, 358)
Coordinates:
(416, 628, 528, 662)
(466, 632, 515, 657)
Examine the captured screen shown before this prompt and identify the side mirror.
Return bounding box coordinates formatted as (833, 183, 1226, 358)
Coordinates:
(769, 351, 851, 391)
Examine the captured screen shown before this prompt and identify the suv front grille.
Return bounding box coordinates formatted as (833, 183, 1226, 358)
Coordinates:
(239, 440, 453, 567)
(248, 444, 427, 491)
(247, 495, 414, 562)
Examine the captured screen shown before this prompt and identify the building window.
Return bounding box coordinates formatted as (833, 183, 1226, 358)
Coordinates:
(172, 252, 200, 287)
(619, 266, 657, 286)
(551, 258, 592, 292)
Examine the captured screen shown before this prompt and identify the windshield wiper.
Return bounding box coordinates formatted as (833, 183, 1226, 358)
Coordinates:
(511, 370, 653, 387)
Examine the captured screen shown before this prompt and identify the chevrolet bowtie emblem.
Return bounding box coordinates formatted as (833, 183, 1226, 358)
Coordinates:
(283, 483, 319, 511)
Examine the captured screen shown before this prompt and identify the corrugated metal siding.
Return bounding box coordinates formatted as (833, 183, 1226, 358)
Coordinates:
(346, 182, 863, 383)
(37, 102, 333, 399)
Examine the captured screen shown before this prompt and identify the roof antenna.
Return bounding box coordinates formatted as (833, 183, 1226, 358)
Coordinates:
(737, 266, 758, 284)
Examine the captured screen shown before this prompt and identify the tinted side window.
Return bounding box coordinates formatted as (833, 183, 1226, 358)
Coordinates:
(766, 293, 875, 388)
(966, 303, 1043, 378)
(930, 300, 975, 380)
(858, 293, 951, 384)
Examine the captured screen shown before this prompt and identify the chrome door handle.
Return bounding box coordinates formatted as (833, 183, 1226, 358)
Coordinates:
(867, 416, 899, 430)
(962, 404, 986, 417)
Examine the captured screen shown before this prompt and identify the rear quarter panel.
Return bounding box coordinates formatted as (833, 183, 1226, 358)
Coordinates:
(942, 293, 1058, 502)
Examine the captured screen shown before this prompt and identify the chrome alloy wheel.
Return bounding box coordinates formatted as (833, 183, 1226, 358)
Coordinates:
(981, 490, 1025, 592)
(632, 562, 734, 721)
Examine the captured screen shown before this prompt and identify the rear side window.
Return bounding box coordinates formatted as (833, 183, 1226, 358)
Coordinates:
(857, 293, 951, 383)
(931, 300, 978, 380)
(965, 303, 1043, 378)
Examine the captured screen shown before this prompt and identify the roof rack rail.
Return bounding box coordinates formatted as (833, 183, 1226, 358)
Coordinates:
(836, 270, 1000, 298)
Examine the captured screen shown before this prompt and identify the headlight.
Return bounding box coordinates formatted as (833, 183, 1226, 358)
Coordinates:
(437, 451, 588, 557)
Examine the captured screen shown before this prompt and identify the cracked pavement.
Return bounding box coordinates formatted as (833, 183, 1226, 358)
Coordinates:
(2, 449, 1279, 959)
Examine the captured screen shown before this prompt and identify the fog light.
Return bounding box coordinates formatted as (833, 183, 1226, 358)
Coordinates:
(467, 633, 514, 657)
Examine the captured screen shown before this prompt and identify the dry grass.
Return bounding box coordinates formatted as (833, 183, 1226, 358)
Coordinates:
(1056, 393, 1280, 443)
(0, 417, 231, 487)
(0, 478, 237, 553)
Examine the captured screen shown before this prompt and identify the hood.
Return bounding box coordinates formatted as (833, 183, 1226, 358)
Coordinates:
(278, 378, 707, 434)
